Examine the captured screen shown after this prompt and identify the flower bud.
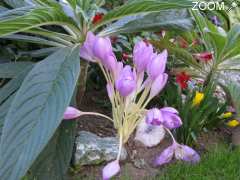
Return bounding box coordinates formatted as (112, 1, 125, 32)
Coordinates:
(133, 41, 153, 73)
(93, 37, 113, 60)
(147, 49, 168, 80)
(149, 73, 168, 98)
(63, 106, 82, 119)
(102, 53, 117, 72)
(115, 65, 136, 97)
(80, 32, 97, 62)
(102, 160, 120, 180)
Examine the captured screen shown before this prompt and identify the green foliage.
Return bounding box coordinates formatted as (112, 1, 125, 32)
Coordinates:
(27, 120, 77, 180)
(99, 9, 193, 36)
(0, 46, 80, 180)
(158, 82, 226, 145)
(225, 80, 240, 117)
(156, 145, 240, 180)
(0, 0, 231, 179)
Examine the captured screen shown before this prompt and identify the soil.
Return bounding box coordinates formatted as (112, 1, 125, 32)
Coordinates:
(70, 89, 232, 180)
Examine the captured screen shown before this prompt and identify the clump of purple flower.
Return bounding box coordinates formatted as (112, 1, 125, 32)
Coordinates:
(63, 32, 200, 179)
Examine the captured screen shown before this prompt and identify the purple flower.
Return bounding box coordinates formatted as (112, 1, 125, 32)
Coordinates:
(154, 143, 175, 166)
(106, 83, 114, 100)
(160, 107, 182, 129)
(80, 32, 97, 62)
(102, 160, 120, 180)
(145, 108, 163, 126)
(133, 41, 154, 73)
(149, 73, 168, 98)
(175, 145, 200, 163)
(80, 32, 117, 72)
(115, 65, 136, 97)
(145, 107, 182, 129)
(93, 36, 113, 60)
(102, 52, 117, 72)
(63, 106, 82, 119)
(147, 49, 168, 80)
(154, 143, 200, 166)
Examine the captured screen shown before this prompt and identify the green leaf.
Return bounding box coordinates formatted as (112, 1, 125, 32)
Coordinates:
(0, 45, 81, 180)
(99, 9, 193, 36)
(4, 0, 34, 8)
(92, 0, 193, 30)
(0, 62, 33, 78)
(19, 47, 60, 58)
(0, 6, 79, 37)
(0, 64, 33, 104)
(27, 120, 77, 180)
(2, 34, 65, 47)
(0, 95, 15, 137)
(225, 81, 240, 116)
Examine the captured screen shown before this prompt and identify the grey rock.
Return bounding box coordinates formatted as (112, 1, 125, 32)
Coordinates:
(74, 131, 127, 166)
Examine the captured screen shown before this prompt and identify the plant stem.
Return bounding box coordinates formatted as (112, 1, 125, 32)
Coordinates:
(81, 112, 113, 122)
(165, 127, 177, 143)
(117, 132, 123, 161)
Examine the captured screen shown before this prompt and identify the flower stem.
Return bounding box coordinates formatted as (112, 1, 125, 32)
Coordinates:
(81, 112, 113, 122)
(164, 127, 177, 143)
(117, 132, 123, 161)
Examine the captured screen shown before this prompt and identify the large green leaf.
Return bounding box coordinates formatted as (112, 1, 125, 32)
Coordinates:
(0, 95, 15, 137)
(3, 0, 34, 8)
(99, 9, 193, 36)
(2, 34, 66, 47)
(0, 6, 79, 37)
(0, 62, 33, 78)
(92, 0, 193, 30)
(27, 120, 77, 180)
(0, 45, 81, 180)
(0, 64, 33, 104)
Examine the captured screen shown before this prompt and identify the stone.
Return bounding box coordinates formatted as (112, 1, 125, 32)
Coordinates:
(74, 131, 127, 166)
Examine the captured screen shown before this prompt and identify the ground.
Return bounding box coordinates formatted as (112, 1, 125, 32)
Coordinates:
(69, 89, 234, 180)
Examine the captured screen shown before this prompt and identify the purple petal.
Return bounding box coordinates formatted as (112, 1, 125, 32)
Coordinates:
(145, 108, 164, 126)
(102, 160, 120, 180)
(80, 32, 97, 62)
(175, 145, 200, 163)
(106, 83, 114, 99)
(161, 112, 182, 129)
(63, 106, 82, 119)
(149, 73, 168, 98)
(133, 41, 154, 73)
(161, 107, 179, 114)
(154, 144, 175, 166)
(147, 49, 168, 80)
(115, 65, 136, 97)
(102, 53, 117, 72)
(93, 37, 113, 60)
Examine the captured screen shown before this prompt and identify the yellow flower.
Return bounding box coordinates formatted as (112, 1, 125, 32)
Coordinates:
(192, 91, 204, 106)
(227, 120, 240, 127)
(221, 112, 233, 119)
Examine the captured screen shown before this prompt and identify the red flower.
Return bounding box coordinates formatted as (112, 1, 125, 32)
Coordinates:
(92, 13, 104, 24)
(176, 72, 191, 89)
(193, 52, 213, 62)
(122, 53, 129, 61)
